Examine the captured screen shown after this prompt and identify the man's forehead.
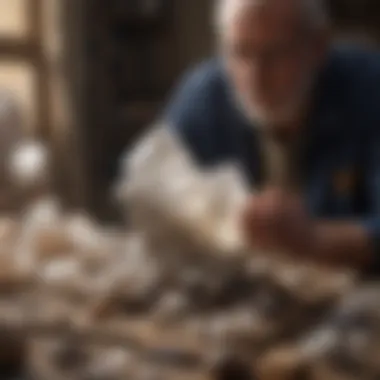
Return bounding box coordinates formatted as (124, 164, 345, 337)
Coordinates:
(220, 0, 305, 17)
(223, 0, 305, 42)
(219, 0, 311, 31)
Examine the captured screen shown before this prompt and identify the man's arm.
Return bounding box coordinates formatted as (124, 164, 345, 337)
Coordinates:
(242, 187, 380, 271)
(310, 221, 373, 269)
(312, 132, 380, 272)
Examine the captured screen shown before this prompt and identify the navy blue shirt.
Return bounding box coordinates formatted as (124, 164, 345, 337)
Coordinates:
(164, 45, 380, 271)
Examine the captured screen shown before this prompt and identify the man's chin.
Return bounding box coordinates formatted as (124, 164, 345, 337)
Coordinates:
(244, 103, 300, 128)
(232, 92, 301, 128)
(245, 107, 289, 126)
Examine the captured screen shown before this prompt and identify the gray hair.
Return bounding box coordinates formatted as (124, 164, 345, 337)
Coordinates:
(214, 0, 329, 34)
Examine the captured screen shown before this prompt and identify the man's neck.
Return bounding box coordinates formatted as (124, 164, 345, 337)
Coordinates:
(263, 99, 312, 143)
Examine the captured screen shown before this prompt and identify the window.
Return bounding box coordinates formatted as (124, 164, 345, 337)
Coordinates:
(0, 0, 30, 39)
(0, 0, 48, 136)
(0, 60, 37, 132)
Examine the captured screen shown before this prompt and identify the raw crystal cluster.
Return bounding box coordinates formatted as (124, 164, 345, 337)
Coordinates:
(116, 124, 249, 257)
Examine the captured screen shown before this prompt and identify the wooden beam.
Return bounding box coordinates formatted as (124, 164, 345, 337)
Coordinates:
(0, 39, 41, 60)
(27, 0, 51, 139)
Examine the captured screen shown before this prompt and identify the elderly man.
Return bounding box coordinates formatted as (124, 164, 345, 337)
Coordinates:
(164, 0, 380, 273)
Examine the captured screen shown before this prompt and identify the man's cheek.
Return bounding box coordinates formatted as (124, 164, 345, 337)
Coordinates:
(229, 61, 256, 89)
(272, 63, 306, 97)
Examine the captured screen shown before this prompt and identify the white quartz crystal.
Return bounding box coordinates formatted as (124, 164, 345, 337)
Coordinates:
(39, 258, 82, 285)
(8, 140, 50, 189)
(300, 328, 339, 358)
(84, 349, 132, 379)
(117, 123, 250, 258)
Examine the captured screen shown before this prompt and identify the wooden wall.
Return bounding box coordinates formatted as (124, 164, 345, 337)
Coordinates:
(76, 0, 216, 220)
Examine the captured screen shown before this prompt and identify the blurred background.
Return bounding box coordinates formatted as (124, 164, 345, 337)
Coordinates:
(0, 0, 379, 222)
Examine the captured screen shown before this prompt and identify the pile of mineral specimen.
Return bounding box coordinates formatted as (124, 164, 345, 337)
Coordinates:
(111, 122, 358, 355)
(0, 122, 368, 380)
(257, 283, 380, 380)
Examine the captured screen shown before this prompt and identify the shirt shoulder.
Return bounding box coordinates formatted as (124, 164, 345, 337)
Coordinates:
(331, 45, 380, 110)
(320, 45, 380, 140)
(164, 58, 226, 126)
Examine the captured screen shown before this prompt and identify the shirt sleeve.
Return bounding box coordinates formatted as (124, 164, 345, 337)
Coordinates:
(360, 100, 380, 275)
(361, 136, 380, 275)
(162, 63, 222, 166)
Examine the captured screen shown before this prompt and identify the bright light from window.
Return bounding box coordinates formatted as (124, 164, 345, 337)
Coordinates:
(0, 0, 29, 39)
(0, 61, 37, 133)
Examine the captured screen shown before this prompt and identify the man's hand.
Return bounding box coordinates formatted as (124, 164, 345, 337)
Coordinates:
(240, 187, 373, 269)
(240, 188, 315, 255)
